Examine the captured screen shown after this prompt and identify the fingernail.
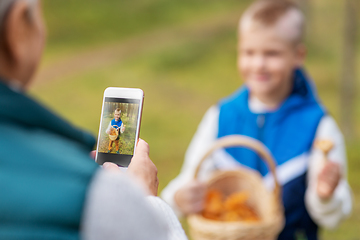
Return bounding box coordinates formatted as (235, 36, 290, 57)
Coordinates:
(103, 162, 112, 168)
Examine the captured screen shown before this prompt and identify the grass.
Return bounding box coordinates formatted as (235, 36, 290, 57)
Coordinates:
(30, 0, 360, 239)
(42, 0, 251, 59)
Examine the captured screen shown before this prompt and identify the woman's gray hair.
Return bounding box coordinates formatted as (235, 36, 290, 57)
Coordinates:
(0, 0, 37, 29)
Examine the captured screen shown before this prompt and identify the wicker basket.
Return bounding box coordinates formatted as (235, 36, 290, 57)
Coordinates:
(108, 125, 119, 141)
(188, 135, 284, 240)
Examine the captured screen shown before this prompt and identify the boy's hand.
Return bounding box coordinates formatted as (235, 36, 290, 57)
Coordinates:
(127, 139, 159, 196)
(317, 161, 341, 200)
(174, 180, 207, 215)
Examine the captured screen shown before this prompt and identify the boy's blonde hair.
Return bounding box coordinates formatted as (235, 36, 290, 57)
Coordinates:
(115, 108, 121, 114)
(240, 0, 305, 44)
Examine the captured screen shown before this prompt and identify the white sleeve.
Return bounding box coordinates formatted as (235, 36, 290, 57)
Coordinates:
(105, 121, 112, 134)
(120, 123, 124, 134)
(305, 115, 353, 229)
(147, 196, 188, 240)
(81, 169, 187, 240)
(161, 106, 220, 217)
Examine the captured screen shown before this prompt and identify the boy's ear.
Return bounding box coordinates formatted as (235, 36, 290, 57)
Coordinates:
(295, 44, 307, 67)
(3, 0, 33, 65)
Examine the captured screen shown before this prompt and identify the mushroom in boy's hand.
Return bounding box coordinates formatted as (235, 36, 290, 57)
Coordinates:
(314, 139, 334, 155)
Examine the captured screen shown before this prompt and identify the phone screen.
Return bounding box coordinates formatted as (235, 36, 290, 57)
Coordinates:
(96, 97, 141, 167)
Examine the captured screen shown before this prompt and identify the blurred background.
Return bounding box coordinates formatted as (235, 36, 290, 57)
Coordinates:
(31, 0, 359, 239)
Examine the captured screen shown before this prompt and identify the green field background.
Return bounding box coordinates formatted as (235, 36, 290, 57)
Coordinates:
(30, 0, 359, 239)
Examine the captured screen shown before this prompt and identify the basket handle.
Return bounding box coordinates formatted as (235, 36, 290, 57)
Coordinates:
(112, 125, 120, 130)
(194, 135, 281, 198)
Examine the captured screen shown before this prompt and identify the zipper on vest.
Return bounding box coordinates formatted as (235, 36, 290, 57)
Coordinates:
(257, 114, 265, 142)
(256, 114, 266, 173)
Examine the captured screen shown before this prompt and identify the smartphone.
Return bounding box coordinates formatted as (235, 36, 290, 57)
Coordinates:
(96, 87, 144, 167)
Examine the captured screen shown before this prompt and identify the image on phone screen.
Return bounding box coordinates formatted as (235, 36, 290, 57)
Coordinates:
(97, 97, 140, 167)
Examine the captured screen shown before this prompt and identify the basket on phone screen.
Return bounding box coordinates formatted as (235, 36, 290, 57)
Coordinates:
(108, 125, 119, 141)
(188, 135, 285, 240)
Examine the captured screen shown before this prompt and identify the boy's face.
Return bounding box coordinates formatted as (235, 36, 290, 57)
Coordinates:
(114, 111, 120, 121)
(238, 26, 305, 99)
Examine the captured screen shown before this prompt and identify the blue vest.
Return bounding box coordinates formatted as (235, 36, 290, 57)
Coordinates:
(218, 69, 325, 240)
(111, 118, 122, 130)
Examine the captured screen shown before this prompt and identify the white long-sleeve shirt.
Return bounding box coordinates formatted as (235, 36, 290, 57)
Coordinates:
(161, 99, 352, 229)
(82, 169, 188, 240)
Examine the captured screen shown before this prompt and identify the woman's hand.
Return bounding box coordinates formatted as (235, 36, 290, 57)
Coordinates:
(90, 139, 159, 196)
(127, 139, 159, 196)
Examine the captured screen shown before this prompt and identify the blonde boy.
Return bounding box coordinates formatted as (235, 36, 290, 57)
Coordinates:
(106, 108, 125, 154)
(162, 1, 352, 239)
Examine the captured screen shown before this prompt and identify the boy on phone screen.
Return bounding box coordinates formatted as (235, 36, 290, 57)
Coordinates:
(106, 108, 125, 154)
(162, 1, 352, 239)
